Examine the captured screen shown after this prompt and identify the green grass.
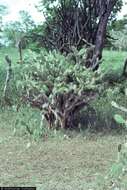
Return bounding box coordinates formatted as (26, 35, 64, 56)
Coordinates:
(0, 47, 19, 66)
(0, 47, 126, 72)
(102, 50, 127, 74)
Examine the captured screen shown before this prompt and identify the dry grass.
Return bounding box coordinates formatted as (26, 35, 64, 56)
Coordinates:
(0, 114, 124, 189)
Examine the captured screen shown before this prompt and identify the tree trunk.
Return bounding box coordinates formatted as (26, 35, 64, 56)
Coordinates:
(18, 40, 23, 64)
(90, 0, 117, 71)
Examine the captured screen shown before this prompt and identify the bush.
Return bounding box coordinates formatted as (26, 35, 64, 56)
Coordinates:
(110, 30, 127, 51)
(74, 85, 127, 132)
(17, 49, 100, 129)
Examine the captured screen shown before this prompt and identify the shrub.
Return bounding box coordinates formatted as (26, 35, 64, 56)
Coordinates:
(17, 49, 100, 129)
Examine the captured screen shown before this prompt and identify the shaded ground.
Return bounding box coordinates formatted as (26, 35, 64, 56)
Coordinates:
(0, 122, 123, 189)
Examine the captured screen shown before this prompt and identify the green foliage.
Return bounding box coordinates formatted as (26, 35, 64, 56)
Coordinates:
(111, 15, 127, 31)
(1, 47, 126, 131)
(0, 4, 8, 46)
(0, 4, 8, 15)
(110, 30, 127, 51)
(3, 21, 23, 46)
(109, 15, 127, 50)
(90, 86, 126, 130)
(105, 143, 127, 189)
(0, 4, 8, 25)
(112, 100, 127, 129)
(114, 114, 126, 124)
(2, 10, 35, 47)
(18, 10, 36, 33)
(13, 105, 50, 140)
(17, 48, 99, 129)
(0, 48, 27, 106)
(38, 0, 122, 19)
(18, 49, 97, 95)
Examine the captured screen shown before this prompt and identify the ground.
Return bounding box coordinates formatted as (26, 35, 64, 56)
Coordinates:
(0, 111, 124, 189)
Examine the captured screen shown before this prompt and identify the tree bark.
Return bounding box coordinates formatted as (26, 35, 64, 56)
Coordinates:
(90, 0, 117, 71)
(18, 40, 23, 64)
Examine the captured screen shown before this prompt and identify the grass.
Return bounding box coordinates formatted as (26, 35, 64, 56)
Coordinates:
(103, 50, 127, 66)
(0, 47, 19, 66)
(0, 111, 125, 188)
(0, 47, 126, 71)
(102, 49, 127, 75)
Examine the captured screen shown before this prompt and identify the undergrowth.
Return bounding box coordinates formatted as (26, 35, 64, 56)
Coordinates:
(0, 47, 127, 135)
